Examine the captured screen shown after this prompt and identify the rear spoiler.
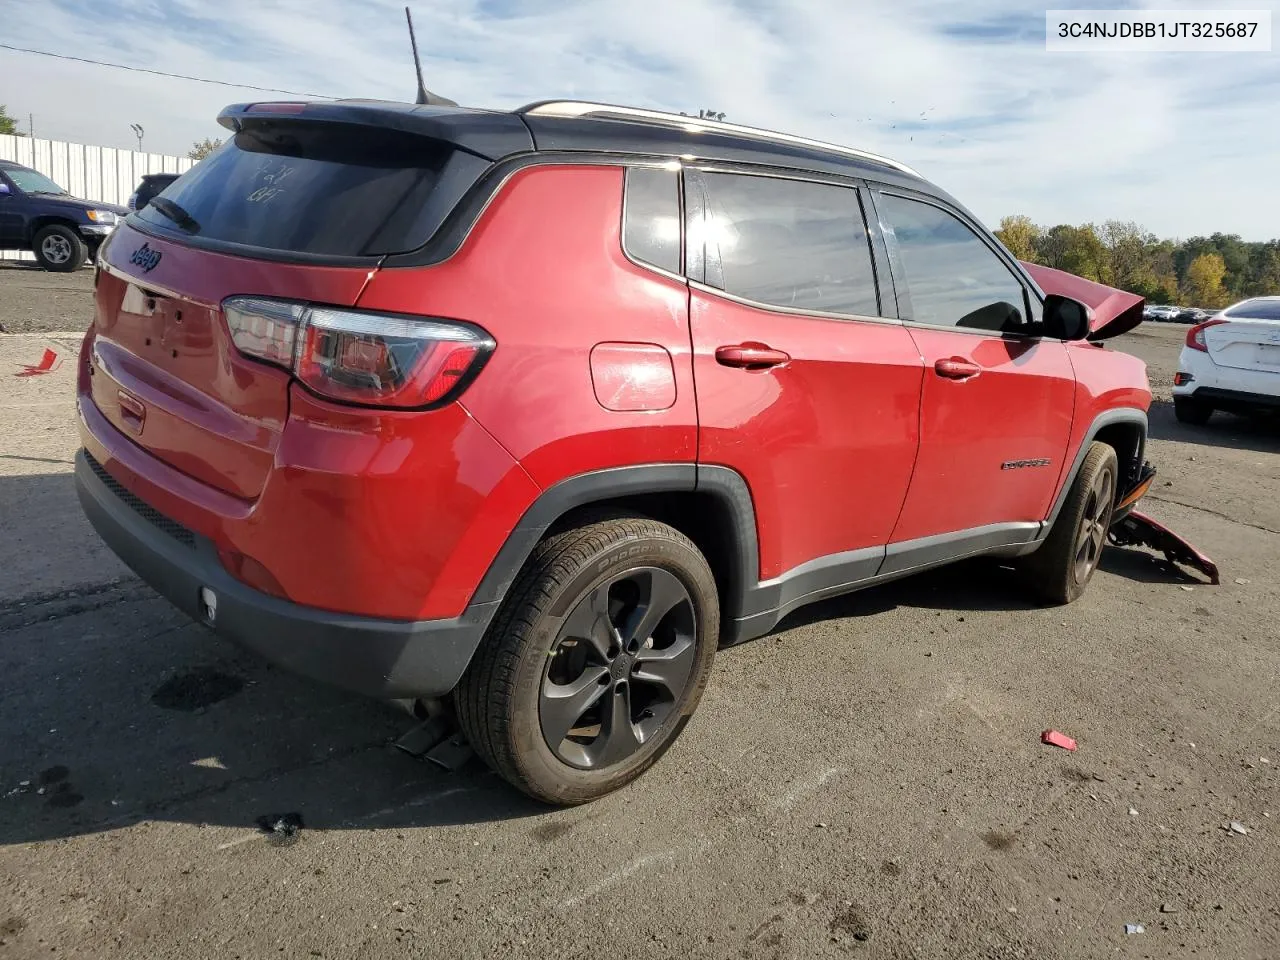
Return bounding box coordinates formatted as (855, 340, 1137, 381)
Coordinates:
(1019, 261, 1145, 341)
(216, 100, 534, 161)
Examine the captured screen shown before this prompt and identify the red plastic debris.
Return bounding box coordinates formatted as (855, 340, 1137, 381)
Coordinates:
(14, 347, 62, 378)
(1041, 729, 1077, 751)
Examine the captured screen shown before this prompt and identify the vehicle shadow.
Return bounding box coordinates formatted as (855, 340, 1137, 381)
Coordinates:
(0, 470, 1202, 850)
(0, 475, 546, 849)
(1148, 397, 1280, 454)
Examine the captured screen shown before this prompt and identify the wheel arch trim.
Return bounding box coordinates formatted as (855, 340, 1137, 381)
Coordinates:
(1045, 407, 1148, 529)
(467, 464, 763, 627)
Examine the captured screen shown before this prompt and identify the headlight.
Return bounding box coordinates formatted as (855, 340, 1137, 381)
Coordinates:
(86, 210, 117, 223)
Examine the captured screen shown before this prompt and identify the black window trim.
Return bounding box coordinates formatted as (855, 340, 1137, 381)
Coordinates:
(619, 162, 688, 284)
(871, 185, 1048, 341)
(682, 164, 901, 328)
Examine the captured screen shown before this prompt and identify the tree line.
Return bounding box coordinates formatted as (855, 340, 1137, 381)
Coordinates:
(996, 216, 1280, 309)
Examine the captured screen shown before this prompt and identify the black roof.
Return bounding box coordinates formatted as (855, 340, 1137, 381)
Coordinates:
(217, 98, 937, 195)
(0, 159, 34, 171)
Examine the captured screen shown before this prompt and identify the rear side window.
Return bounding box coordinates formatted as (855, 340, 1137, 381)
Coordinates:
(134, 120, 464, 257)
(879, 194, 1030, 333)
(695, 172, 879, 317)
(623, 166, 681, 275)
(1224, 299, 1280, 320)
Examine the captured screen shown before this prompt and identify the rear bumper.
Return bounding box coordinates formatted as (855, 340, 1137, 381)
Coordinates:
(1181, 386, 1280, 413)
(75, 449, 495, 699)
(1174, 347, 1280, 404)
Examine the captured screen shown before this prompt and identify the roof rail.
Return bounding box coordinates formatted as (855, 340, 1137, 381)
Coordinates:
(517, 100, 920, 178)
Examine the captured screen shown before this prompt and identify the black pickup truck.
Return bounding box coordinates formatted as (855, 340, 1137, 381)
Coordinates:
(0, 160, 129, 271)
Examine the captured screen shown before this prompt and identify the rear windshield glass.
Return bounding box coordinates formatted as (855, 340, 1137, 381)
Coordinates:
(134, 120, 454, 256)
(1224, 299, 1280, 320)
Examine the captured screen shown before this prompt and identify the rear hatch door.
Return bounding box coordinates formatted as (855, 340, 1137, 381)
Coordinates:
(89, 109, 520, 500)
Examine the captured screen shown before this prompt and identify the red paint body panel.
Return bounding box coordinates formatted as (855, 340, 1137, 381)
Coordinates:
(91, 223, 373, 498)
(891, 328, 1075, 541)
(1047, 342, 1151, 513)
(79, 336, 538, 619)
(356, 165, 698, 489)
(688, 295, 923, 579)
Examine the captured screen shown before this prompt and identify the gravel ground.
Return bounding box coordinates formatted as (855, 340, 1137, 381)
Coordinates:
(1, 268, 1277, 960)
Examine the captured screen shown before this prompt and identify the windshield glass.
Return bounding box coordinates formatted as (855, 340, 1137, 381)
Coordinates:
(5, 168, 68, 195)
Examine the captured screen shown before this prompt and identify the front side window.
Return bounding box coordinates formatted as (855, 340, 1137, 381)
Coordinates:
(879, 193, 1030, 334)
(696, 172, 879, 317)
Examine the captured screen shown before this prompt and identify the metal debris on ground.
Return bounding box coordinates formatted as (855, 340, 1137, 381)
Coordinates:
(425, 733, 474, 772)
(14, 345, 62, 377)
(1041, 729, 1077, 751)
(393, 716, 451, 758)
(1180, 585, 1194, 592)
(1235, 578, 1251, 585)
(1125, 924, 1145, 935)
(1227, 821, 1249, 836)
(1128, 807, 1139, 816)
(255, 812, 305, 845)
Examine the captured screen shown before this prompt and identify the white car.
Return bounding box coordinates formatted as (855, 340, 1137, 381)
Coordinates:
(1145, 304, 1181, 322)
(1173, 296, 1280, 424)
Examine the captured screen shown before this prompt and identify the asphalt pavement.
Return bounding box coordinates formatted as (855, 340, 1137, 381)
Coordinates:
(1, 265, 1277, 959)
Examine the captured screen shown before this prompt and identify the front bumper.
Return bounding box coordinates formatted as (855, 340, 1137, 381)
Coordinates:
(75, 450, 496, 699)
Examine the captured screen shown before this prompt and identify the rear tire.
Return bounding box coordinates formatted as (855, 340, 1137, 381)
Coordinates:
(1021, 442, 1118, 605)
(1174, 396, 1213, 425)
(32, 224, 86, 272)
(455, 514, 719, 805)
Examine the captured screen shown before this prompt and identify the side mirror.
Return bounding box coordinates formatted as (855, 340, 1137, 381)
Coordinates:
(1042, 294, 1091, 341)
(0, 183, 10, 196)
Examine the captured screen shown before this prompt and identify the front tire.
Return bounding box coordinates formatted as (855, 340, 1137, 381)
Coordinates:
(455, 514, 719, 805)
(1174, 396, 1213, 425)
(1022, 442, 1118, 605)
(32, 224, 86, 272)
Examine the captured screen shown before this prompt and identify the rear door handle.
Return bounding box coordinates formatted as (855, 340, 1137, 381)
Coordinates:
(715, 343, 792, 369)
(934, 357, 981, 380)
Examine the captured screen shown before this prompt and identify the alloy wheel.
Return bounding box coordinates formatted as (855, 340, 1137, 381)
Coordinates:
(1073, 468, 1113, 583)
(540, 567, 697, 769)
(41, 234, 72, 265)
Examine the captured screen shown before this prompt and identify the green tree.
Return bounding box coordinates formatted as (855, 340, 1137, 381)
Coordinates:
(1247, 246, 1280, 296)
(1098, 220, 1158, 294)
(188, 137, 222, 161)
(0, 104, 26, 136)
(1184, 252, 1229, 308)
(995, 215, 1041, 261)
(1036, 224, 1107, 281)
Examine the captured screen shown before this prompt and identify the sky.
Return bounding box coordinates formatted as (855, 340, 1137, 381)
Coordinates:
(1, 0, 1277, 240)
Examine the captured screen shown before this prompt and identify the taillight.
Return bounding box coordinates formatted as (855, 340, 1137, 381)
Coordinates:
(222, 297, 494, 409)
(1185, 318, 1226, 352)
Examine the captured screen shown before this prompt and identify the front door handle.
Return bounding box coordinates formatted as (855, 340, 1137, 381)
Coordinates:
(715, 343, 792, 369)
(934, 357, 981, 380)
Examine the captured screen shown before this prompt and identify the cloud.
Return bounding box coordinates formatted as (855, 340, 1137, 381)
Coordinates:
(1, 0, 1276, 238)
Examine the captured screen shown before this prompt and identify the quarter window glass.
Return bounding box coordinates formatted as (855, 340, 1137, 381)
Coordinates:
(880, 194, 1029, 333)
(623, 166, 681, 275)
(698, 172, 879, 316)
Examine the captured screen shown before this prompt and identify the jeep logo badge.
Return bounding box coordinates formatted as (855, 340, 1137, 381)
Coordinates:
(130, 243, 162, 273)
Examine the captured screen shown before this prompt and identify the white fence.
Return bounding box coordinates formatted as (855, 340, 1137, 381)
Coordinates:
(1, 134, 194, 261)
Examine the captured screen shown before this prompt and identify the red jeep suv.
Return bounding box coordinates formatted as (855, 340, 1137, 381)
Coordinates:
(76, 100, 1153, 804)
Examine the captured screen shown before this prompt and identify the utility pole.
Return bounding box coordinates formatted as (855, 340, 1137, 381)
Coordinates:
(129, 123, 144, 152)
(28, 113, 34, 138)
